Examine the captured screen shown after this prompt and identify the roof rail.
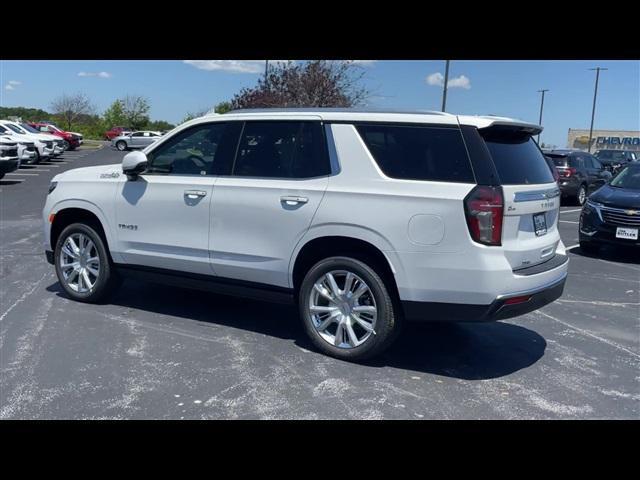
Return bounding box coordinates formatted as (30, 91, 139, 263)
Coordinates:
(224, 107, 449, 116)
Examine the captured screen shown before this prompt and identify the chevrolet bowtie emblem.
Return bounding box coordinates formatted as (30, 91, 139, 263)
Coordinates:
(625, 210, 639, 216)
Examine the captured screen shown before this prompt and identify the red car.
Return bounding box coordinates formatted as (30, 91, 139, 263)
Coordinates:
(104, 126, 132, 141)
(29, 122, 81, 150)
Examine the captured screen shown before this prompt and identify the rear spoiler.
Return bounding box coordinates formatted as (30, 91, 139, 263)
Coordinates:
(478, 122, 543, 137)
(458, 116, 543, 136)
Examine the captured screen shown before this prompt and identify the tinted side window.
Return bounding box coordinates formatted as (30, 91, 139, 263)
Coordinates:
(146, 122, 241, 176)
(356, 124, 474, 183)
(233, 122, 330, 178)
(482, 130, 555, 185)
(569, 156, 585, 169)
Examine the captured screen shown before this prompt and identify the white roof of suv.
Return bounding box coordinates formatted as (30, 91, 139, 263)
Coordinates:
(209, 108, 543, 134)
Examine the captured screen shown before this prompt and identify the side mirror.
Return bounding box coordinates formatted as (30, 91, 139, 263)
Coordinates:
(122, 151, 148, 180)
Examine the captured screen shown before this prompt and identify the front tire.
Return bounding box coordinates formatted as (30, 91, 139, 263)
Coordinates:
(298, 256, 400, 361)
(116, 141, 127, 151)
(54, 223, 121, 303)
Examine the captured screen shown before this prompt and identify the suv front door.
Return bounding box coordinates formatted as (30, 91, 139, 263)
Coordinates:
(114, 121, 241, 275)
(210, 119, 331, 288)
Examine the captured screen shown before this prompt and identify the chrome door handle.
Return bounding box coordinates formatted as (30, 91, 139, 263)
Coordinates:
(185, 190, 207, 198)
(280, 196, 308, 205)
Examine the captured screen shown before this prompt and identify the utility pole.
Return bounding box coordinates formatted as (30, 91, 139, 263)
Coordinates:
(587, 67, 608, 153)
(441, 60, 450, 112)
(537, 89, 549, 145)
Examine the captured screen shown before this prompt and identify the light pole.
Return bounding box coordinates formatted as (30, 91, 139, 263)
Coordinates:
(537, 89, 549, 145)
(265, 60, 269, 84)
(587, 67, 608, 153)
(441, 60, 450, 112)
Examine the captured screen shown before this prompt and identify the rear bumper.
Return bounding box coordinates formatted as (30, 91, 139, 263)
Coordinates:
(402, 275, 566, 322)
(558, 178, 580, 196)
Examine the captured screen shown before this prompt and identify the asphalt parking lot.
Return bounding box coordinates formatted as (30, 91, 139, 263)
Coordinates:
(1, 145, 638, 419)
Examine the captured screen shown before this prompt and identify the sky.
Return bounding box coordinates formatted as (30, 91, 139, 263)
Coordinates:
(1, 60, 638, 147)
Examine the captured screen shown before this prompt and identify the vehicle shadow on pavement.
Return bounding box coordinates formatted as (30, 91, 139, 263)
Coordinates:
(46, 279, 546, 380)
(0, 180, 24, 186)
(571, 245, 640, 265)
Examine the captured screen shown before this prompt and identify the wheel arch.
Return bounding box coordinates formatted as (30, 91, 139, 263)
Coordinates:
(49, 202, 116, 259)
(290, 232, 402, 302)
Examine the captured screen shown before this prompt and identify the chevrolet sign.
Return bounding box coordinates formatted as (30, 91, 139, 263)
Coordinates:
(596, 136, 640, 146)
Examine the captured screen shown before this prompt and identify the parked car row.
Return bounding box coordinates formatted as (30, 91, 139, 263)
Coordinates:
(0, 135, 21, 179)
(0, 120, 67, 166)
(29, 122, 83, 150)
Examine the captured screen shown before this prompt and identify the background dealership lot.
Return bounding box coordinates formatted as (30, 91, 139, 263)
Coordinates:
(0, 145, 638, 419)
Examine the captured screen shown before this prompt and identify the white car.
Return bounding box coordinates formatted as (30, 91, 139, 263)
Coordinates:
(0, 121, 62, 161)
(0, 122, 42, 164)
(0, 135, 21, 179)
(111, 131, 162, 151)
(42, 109, 568, 361)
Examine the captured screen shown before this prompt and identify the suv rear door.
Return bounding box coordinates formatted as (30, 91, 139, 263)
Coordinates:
(479, 127, 562, 271)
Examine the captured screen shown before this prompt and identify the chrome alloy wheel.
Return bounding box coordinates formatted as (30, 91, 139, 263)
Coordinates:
(578, 186, 587, 205)
(59, 233, 100, 293)
(308, 270, 377, 349)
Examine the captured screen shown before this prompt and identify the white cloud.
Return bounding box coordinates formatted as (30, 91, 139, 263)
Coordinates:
(349, 60, 376, 66)
(78, 71, 112, 78)
(426, 72, 471, 89)
(184, 60, 267, 74)
(4, 80, 21, 91)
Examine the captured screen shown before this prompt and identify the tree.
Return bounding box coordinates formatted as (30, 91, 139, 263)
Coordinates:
(147, 120, 175, 132)
(180, 108, 210, 124)
(121, 95, 150, 130)
(214, 101, 232, 114)
(50, 92, 95, 131)
(230, 61, 370, 109)
(102, 100, 127, 128)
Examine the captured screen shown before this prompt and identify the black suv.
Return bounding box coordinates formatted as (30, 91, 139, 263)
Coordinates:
(595, 149, 638, 174)
(544, 149, 612, 205)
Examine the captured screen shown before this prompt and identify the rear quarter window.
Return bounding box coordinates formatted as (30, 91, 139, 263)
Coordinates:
(355, 124, 474, 183)
(481, 130, 555, 185)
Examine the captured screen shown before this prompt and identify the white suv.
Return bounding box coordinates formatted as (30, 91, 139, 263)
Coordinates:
(43, 109, 568, 360)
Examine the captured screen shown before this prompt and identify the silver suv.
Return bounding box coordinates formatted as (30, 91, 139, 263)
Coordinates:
(43, 109, 568, 361)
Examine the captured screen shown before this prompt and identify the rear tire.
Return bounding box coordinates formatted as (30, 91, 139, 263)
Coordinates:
(298, 256, 400, 361)
(116, 141, 127, 151)
(576, 184, 587, 206)
(54, 222, 121, 303)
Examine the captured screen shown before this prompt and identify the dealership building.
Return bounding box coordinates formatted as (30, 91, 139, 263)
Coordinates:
(567, 129, 640, 152)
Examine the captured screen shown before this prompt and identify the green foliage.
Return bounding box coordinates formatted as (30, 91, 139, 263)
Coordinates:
(102, 100, 127, 129)
(214, 101, 232, 114)
(2, 95, 173, 140)
(147, 120, 176, 132)
(0, 106, 53, 122)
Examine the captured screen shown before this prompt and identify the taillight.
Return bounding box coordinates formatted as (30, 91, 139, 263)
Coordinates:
(559, 167, 576, 178)
(464, 185, 504, 246)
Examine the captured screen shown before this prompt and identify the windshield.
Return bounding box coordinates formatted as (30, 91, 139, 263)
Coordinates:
(610, 166, 640, 190)
(596, 151, 626, 161)
(5, 123, 25, 134)
(20, 123, 40, 133)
